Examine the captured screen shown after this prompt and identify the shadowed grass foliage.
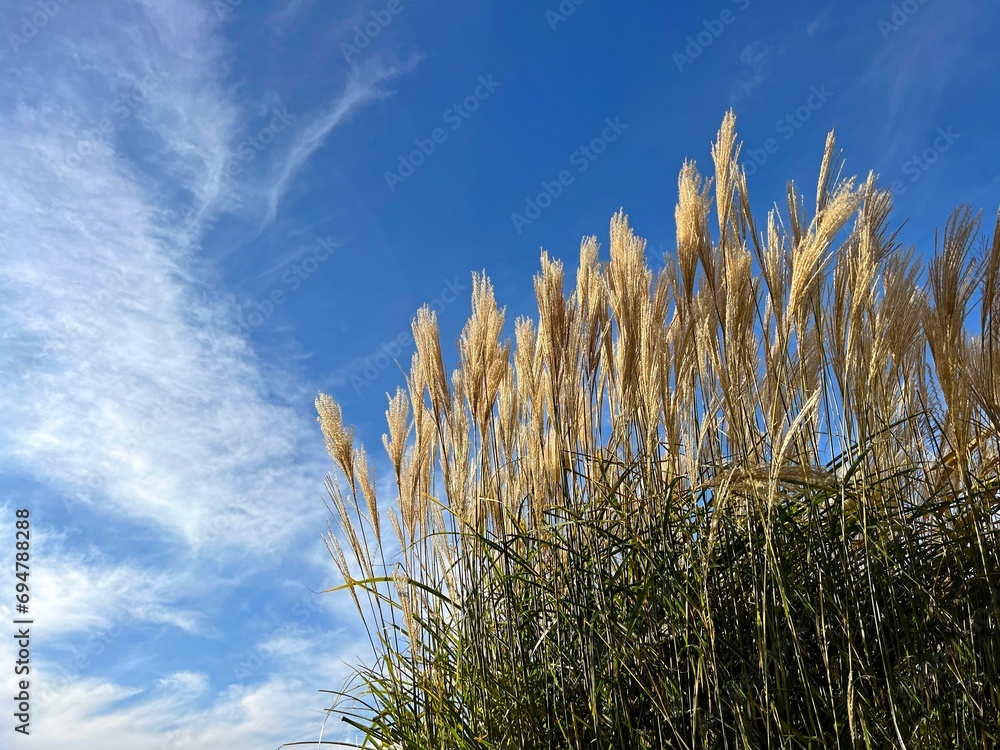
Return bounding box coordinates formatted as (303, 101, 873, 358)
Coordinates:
(309, 112, 1000, 749)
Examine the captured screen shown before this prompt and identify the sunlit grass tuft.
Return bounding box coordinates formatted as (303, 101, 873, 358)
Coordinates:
(303, 111, 1000, 749)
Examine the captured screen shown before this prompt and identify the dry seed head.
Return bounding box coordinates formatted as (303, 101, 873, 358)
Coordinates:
(575, 235, 602, 317)
(536, 251, 585, 431)
(762, 208, 789, 312)
(638, 297, 665, 434)
(459, 272, 509, 435)
(387, 506, 405, 553)
(382, 386, 411, 486)
(401, 459, 420, 539)
(354, 446, 379, 542)
(393, 566, 419, 642)
(446, 368, 473, 527)
(923, 208, 983, 450)
(711, 109, 740, 246)
(607, 211, 650, 313)
(535, 251, 569, 378)
(397, 437, 423, 540)
(316, 393, 355, 485)
(496, 366, 519, 461)
(412, 305, 451, 417)
(407, 350, 425, 408)
(324, 523, 353, 586)
(432, 512, 457, 601)
(788, 178, 860, 325)
(961, 332, 1000, 429)
(325, 473, 372, 580)
(815, 129, 844, 217)
(514, 316, 541, 404)
(927, 206, 982, 350)
(981, 209, 1000, 338)
(607, 211, 651, 408)
(323, 528, 362, 617)
(575, 235, 608, 378)
(675, 160, 712, 304)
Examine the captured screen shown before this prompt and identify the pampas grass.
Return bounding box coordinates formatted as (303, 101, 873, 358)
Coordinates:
(307, 111, 1000, 749)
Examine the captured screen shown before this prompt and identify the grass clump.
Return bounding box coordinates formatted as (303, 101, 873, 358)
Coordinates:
(308, 112, 1000, 749)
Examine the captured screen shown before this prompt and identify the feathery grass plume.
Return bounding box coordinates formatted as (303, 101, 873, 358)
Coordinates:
(787, 170, 859, 330)
(982, 209, 1000, 348)
(638, 268, 670, 454)
(353, 446, 379, 543)
(495, 365, 519, 479)
(391, 566, 417, 636)
(322, 512, 362, 616)
(446, 366, 474, 529)
(305, 112, 1000, 750)
(675, 160, 713, 307)
(878, 247, 925, 383)
(925, 207, 984, 475)
(534, 251, 574, 423)
(815, 129, 846, 217)
(574, 236, 607, 365)
(324, 471, 373, 581)
(459, 272, 509, 440)
(411, 304, 451, 421)
(316, 392, 356, 492)
(382, 386, 410, 490)
(962, 214, 1000, 458)
(719, 241, 758, 461)
(711, 109, 740, 256)
(606, 209, 651, 425)
(572, 238, 611, 472)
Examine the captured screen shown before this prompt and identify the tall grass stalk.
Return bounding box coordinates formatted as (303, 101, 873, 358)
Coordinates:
(310, 112, 1000, 749)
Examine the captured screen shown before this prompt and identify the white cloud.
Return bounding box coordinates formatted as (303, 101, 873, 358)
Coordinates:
(730, 41, 771, 103)
(2, 629, 371, 750)
(806, 6, 832, 38)
(0, 2, 370, 746)
(268, 0, 318, 36)
(848, 1, 986, 160)
(8, 545, 200, 637)
(0, 0, 329, 560)
(0, 0, 440, 746)
(263, 56, 416, 228)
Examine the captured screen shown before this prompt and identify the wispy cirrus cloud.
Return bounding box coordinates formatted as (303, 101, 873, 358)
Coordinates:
(0, 0, 371, 746)
(807, 6, 833, 38)
(729, 40, 771, 104)
(14, 543, 202, 637)
(263, 56, 416, 228)
(0, 0, 328, 560)
(268, 0, 318, 35)
(845, 1, 989, 161)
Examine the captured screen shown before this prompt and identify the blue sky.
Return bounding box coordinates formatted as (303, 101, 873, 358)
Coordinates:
(0, 0, 998, 747)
